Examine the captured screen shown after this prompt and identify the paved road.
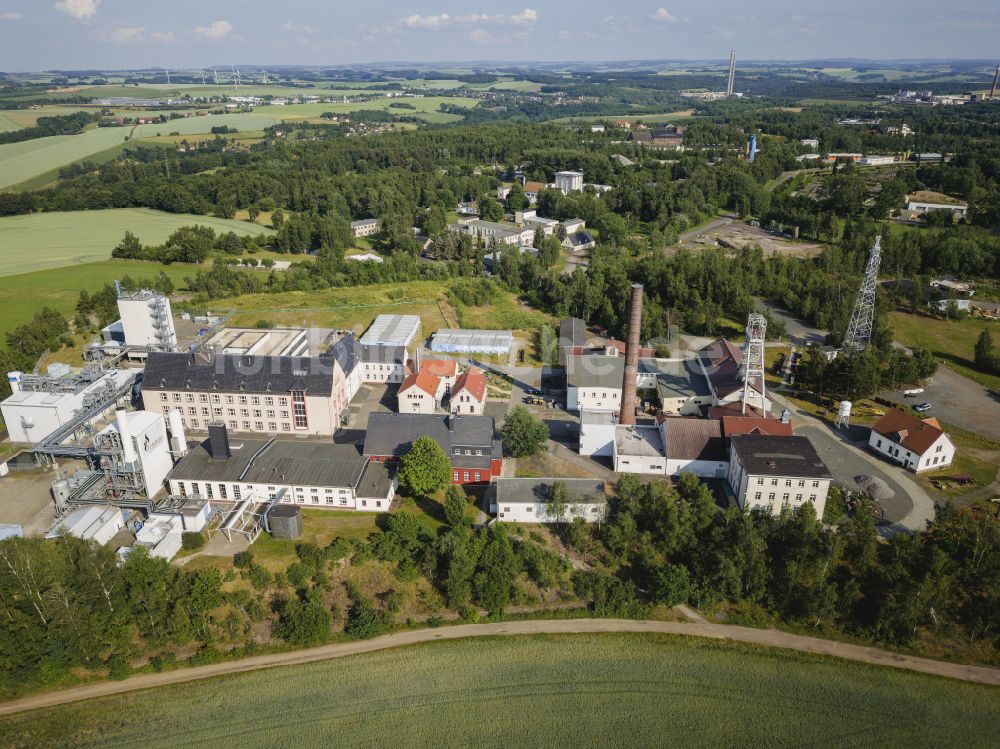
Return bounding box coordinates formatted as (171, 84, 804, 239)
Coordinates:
(770, 390, 936, 534)
(755, 298, 828, 346)
(2, 618, 996, 717)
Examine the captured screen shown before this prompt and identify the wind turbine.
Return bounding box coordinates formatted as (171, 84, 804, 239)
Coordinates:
(229, 65, 241, 90)
(213, 68, 219, 85)
(164, 67, 171, 85)
(199, 70, 206, 86)
(259, 67, 268, 84)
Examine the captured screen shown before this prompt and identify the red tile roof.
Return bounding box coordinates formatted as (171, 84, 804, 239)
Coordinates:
(453, 366, 487, 402)
(872, 409, 947, 456)
(522, 181, 546, 193)
(720, 415, 793, 438)
(412, 359, 457, 378)
(400, 370, 440, 397)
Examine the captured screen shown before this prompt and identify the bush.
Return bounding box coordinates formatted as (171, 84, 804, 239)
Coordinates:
(107, 653, 131, 680)
(181, 532, 206, 551)
(344, 593, 384, 640)
(233, 550, 254, 569)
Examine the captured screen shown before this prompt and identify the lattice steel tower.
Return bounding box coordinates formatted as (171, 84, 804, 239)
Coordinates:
(740, 313, 767, 415)
(842, 235, 882, 353)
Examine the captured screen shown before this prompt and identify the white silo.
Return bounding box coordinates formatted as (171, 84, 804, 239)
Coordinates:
(168, 408, 188, 457)
(835, 400, 852, 429)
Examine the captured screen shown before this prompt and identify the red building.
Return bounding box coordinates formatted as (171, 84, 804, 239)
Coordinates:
(362, 413, 503, 485)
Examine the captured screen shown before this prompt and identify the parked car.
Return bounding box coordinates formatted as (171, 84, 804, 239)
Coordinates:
(914, 402, 932, 412)
(524, 387, 542, 395)
(902, 388, 925, 397)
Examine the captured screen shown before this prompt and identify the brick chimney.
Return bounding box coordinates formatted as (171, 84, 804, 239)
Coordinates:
(618, 284, 643, 426)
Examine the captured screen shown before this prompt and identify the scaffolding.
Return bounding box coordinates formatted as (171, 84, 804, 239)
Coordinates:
(842, 235, 882, 353)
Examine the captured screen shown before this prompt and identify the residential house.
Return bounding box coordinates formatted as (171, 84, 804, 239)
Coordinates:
(562, 230, 596, 252)
(397, 370, 444, 414)
(566, 355, 624, 413)
(451, 366, 487, 415)
(351, 219, 381, 238)
(869, 409, 955, 472)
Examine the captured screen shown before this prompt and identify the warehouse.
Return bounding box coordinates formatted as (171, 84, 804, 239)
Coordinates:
(430, 329, 513, 356)
(359, 315, 422, 348)
(202, 327, 309, 357)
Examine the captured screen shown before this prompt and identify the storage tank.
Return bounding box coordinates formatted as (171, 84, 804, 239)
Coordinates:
(168, 409, 188, 457)
(267, 505, 302, 540)
(836, 400, 852, 429)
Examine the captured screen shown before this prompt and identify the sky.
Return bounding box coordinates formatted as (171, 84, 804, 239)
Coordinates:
(0, 0, 998, 71)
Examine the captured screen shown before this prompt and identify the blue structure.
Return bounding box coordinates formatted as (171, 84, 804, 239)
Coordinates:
(747, 134, 758, 162)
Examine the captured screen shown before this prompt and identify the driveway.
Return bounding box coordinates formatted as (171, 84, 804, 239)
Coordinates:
(755, 298, 828, 346)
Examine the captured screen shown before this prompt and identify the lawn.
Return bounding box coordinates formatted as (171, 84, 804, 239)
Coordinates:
(0, 209, 273, 277)
(890, 311, 1000, 392)
(3, 634, 998, 748)
(0, 260, 196, 345)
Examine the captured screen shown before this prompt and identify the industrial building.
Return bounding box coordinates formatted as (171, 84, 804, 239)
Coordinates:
(492, 478, 607, 523)
(566, 355, 624, 413)
(698, 338, 772, 416)
(639, 359, 713, 416)
(202, 327, 309, 357)
(105, 287, 177, 354)
(554, 170, 584, 194)
(141, 351, 339, 436)
(660, 417, 729, 477)
(2, 367, 134, 445)
(167, 428, 396, 512)
(46, 505, 125, 545)
(397, 370, 446, 414)
(430, 329, 514, 356)
(359, 315, 421, 348)
(868, 409, 955, 472)
(363, 413, 502, 485)
(727, 435, 832, 518)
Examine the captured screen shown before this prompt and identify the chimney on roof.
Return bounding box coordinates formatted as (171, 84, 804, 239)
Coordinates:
(208, 422, 231, 460)
(619, 284, 643, 426)
(781, 408, 791, 424)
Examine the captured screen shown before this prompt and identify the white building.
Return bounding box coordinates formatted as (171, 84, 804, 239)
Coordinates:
(515, 209, 560, 236)
(555, 171, 584, 194)
(116, 289, 177, 351)
(566, 355, 624, 413)
(728, 435, 832, 518)
(359, 314, 421, 348)
(360, 344, 408, 384)
(101, 410, 174, 496)
(905, 197, 968, 217)
(2, 368, 133, 444)
(450, 367, 487, 416)
(167, 432, 396, 512)
(46, 505, 124, 546)
(578, 410, 617, 457)
(135, 515, 184, 560)
(493, 478, 607, 523)
(141, 351, 339, 436)
(613, 425, 667, 475)
(869, 409, 955, 472)
(860, 155, 896, 166)
(800, 138, 820, 148)
(397, 370, 442, 414)
(454, 219, 535, 247)
(351, 219, 381, 238)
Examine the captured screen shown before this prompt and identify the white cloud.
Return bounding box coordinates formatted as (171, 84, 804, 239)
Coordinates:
(1, 11, 23, 20)
(395, 8, 538, 32)
(283, 21, 315, 34)
(650, 8, 677, 23)
(54, 0, 99, 21)
(150, 31, 175, 43)
(109, 25, 145, 43)
(193, 19, 233, 40)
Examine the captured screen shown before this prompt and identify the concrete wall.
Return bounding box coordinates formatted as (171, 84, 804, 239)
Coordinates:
(569, 386, 622, 413)
(613, 453, 667, 475)
(362, 362, 405, 384)
(659, 394, 713, 417)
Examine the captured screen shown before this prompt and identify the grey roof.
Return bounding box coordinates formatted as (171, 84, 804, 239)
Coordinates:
(615, 425, 664, 458)
(363, 413, 499, 466)
(564, 231, 595, 248)
(324, 333, 360, 376)
(351, 219, 380, 228)
(360, 344, 407, 364)
(168, 437, 377, 488)
(142, 351, 333, 395)
(495, 478, 606, 505)
(566, 355, 624, 389)
(560, 317, 587, 348)
(359, 314, 420, 347)
(731, 435, 833, 479)
(647, 359, 712, 399)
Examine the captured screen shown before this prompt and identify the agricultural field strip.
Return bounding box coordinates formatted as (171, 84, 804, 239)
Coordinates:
(1, 618, 998, 717)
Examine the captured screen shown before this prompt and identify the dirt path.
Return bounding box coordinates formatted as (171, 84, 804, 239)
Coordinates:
(1, 619, 997, 717)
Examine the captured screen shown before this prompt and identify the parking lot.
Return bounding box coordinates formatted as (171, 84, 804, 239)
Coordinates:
(880, 366, 1000, 442)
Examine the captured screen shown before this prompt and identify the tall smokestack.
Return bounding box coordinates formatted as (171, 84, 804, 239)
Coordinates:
(619, 284, 643, 426)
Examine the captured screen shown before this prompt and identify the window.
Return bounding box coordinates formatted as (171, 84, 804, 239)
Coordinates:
(242, 421, 251, 430)
(219, 484, 227, 499)
(474, 472, 481, 482)
(186, 394, 194, 403)
(280, 410, 289, 418)
(159, 392, 168, 401)
(206, 484, 214, 499)
(526, 506, 532, 513)
(268, 422, 277, 432)
(254, 422, 263, 431)
(173, 393, 181, 402)
(503, 507, 510, 513)
(453, 470, 459, 481)
(227, 408, 236, 416)
(213, 408, 222, 416)
(785, 479, 792, 487)
(212, 394, 220, 403)
(252, 409, 262, 418)
(201, 407, 209, 416)
(233, 485, 241, 500)
(239, 395, 248, 405)
(876, 439, 882, 448)
(229, 420, 237, 429)
(199, 394, 208, 403)
(809, 494, 816, 502)
(768, 492, 775, 501)
(282, 423, 291, 432)
(191, 482, 200, 495)
(795, 493, 803, 502)
(240, 408, 249, 417)
(178, 482, 186, 497)
(797, 480, 805, 488)
(754, 492, 762, 500)
(782, 493, 790, 501)
(756, 478, 764, 485)
(361, 500, 367, 507)
(251, 396, 260, 405)
(190, 419, 199, 428)
(226, 395, 234, 404)
(812, 481, 820, 488)
(266, 410, 275, 418)
(265, 397, 273, 406)
(292, 390, 308, 428)
(936, 444, 943, 453)
(463, 471, 470, 482)
(279, 397, 288, 406)
(187, 407, 196, 415)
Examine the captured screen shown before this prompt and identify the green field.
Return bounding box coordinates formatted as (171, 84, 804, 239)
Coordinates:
(890, 311, 1000, 392)
(0, 127, 128, 190)
(0, 261, 197, 345)
(129, 113, 285, 138)
(254, 96, 478, 124)
(0, 209, 273, 277)
(2, 634, 998, 748)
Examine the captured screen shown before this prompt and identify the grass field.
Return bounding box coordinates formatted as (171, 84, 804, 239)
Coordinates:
(0, 127, 128, 190)
(220, 281, 452, 334)
(0, 260, 196, 345)
(2, 634, 998, 748)
(890, 311, 1000, 392)
(0, 209, 273, 276)
(254, 96, 478, 123)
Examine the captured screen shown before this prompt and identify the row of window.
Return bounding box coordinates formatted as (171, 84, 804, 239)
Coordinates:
(755, 478, 822, 488)
(453, 447, 485, 456)
(177, 481, 382, 508)
(173, 414, 293, 433)
(165, 406, 290, 419)
(158, 392, 289, 407)
(454, 470, 483, 482)
(753, 492, 818, 503)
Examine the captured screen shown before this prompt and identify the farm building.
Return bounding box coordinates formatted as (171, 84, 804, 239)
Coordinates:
(492, 478, 607, 523)
(430, 329, 513, 356)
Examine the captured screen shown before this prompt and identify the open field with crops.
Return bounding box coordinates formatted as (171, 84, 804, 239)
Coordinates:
(254, 96, 478, 123)
(0, 127, 128, 190)
(0, 209, 273, 277)
(2, 633, 998, 748)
